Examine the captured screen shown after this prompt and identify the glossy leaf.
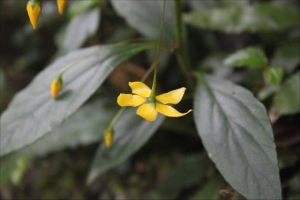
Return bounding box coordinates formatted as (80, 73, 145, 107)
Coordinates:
(62, 8, 100, 53)
(0, 42, 157, 157)
(193, 73, 281, 200)
(0, 97, 118, 186)
(271, 73, 300, 115)
(184, 3, 299, 33)
(223, 47, 268, 68)
(87, 109, 165, 185)
(263, 67, 284, 85)
(271, 36, 300, 73)
(111, 0, 175, 41)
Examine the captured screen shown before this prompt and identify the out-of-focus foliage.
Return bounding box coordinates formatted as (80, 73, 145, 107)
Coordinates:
(0, 0, 299, 199)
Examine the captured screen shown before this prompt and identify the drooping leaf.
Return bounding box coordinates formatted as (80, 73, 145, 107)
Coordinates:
(111, 0, 175, 41)
(263, 67, 284, 85)
(147, 154, 210, 199)
(271, 73, 300, 115)
(184, 3, 299, 33)
(257, 85, 280, 100)
(0, 42, 157, 157)
(87, 109, 165, 185)
(271, 36, 300, 73)
(0, 96, 118, 186)
(193, 73, 281, 199)
(62, 8, 100, 53)
(223, 47, 268, 68)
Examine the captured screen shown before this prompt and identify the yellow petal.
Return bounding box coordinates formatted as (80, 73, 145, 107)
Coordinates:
(26, 2, 41, 29)
(57, 0, 69, 15)
(129, 82, 151, 97)
(156, 103, 192, 117)
(51, 78, 63, 99)
(117, 94, 146, 107)
(136, 103, 157, 121)
(156, 87, 186, 104)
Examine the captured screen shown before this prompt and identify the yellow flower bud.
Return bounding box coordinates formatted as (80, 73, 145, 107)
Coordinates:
(51, 76, 63, 99)
(104, 128, 114, 148)
(26, 1, 41, 29)
(57, 0, 69, 15)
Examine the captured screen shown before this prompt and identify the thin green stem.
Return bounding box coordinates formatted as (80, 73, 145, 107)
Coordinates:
(174, 0, 193, 88)
(149, 0, 166, 101)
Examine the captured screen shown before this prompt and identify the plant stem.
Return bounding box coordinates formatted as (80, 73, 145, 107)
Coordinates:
(149, 0, 166, 101)
(174, 0, 192, 87)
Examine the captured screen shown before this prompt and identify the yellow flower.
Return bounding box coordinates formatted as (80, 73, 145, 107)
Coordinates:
(57, 0, 69, 15)
(26, 1, 41, 29)
(51, 76, 63, 99)
(117, 82, 192, 121)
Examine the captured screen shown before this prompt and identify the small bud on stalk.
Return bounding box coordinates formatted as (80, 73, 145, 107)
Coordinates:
(26, 0, 41, 29)
(51, 75, 63, 99)
(57, 0, 69, 15)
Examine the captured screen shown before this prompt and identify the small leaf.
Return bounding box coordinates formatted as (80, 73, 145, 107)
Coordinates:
(87, 109, 165, 185)
(62, 8, 100, 53)
(263, 67, 284, 85)
(193, 73, 281, 199)
(257, 84, 280, 100)
(223, 47, 268, 68)
(111, 0, 175, 41)
(271, 73, 300, 115)
(0, 42, 157, 157)
(271, 36, 300, 73)
(184, 3, 299, 33)
(0, 97, 117, 186)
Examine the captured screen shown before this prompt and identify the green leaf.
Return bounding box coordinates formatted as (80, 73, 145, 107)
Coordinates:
(147, 154, 210, 199)
(271, 73, 300, 115)
(87, 110, 165, 185)
(223, 47, 268, 68)
(184, 3, 300, 33)
(193, 73, 281, 200)
(0, 97, 117, 186)
(257, 85, 280, 100)
(263, 67, 284, 85)
(67, 0, 98, 18)
(111, 0, 175, 41)
(0, 42, 157, 157)
(189, 174, 227, 200)
(62, 8, 100, 53)
(271, 36, 300, 73)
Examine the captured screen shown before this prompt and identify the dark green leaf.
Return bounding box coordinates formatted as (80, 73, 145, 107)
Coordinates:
(87, 110, 165, 185)
(189, 174, 227, 200)
(223, 47, 268, 68)
(147, 154, 210, 199)
(193, 73, 281, 199)
(111, 0, 175, 41)
(0, 42, 157, 157)
(263, 67, 284, 85)
(271, 73, 300, 115)
(62, 8, 100, 53)
(184, 4, 299, 33)
(0, 97, 118, 186)
(271, 36, 300, 73)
